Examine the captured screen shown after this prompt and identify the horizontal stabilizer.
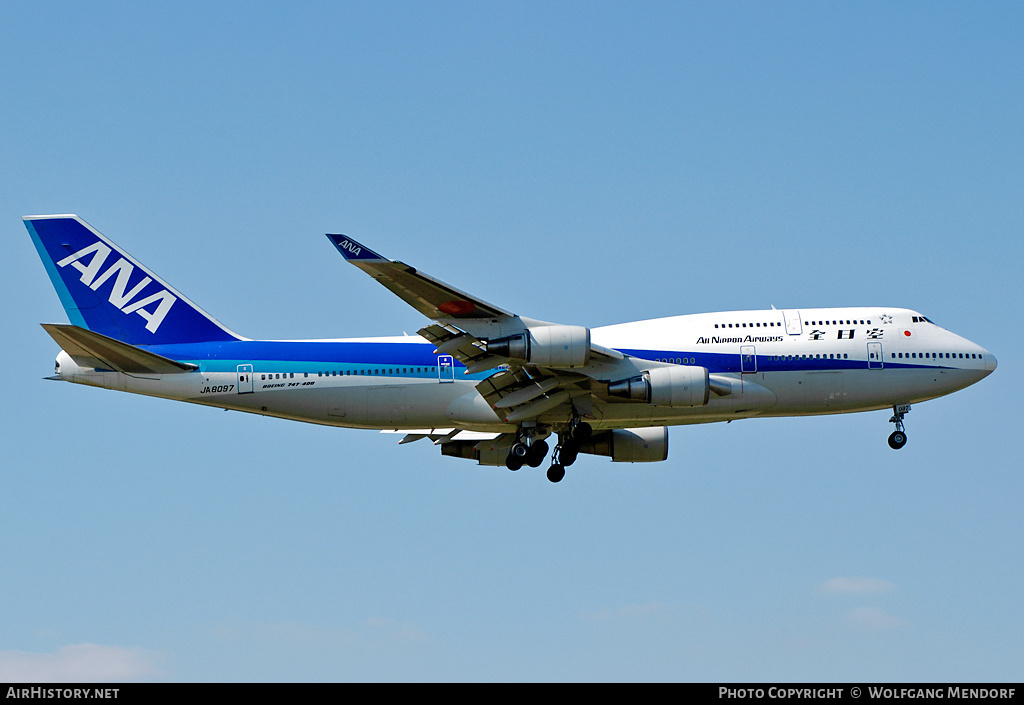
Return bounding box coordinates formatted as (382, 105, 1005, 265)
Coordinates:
(42, 323, 198, 375)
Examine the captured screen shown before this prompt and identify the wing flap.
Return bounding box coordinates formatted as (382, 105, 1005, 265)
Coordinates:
(42, 323, 199, 375)
(503, 390, 572, 423)
(417, 323, 505, 373)
(379, 429, 502, 445)
(474, 366, 593, 423)
(494, 377, 564, 408)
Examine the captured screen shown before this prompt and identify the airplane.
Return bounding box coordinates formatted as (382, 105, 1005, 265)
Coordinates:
(24, 214, 996, 483)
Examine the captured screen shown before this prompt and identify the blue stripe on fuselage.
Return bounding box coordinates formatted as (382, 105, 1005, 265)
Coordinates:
(620, 348, 948, 374)
(146, 339, 494, 377)
(147, 339, 440, 365)
(143, 340, 952, 376)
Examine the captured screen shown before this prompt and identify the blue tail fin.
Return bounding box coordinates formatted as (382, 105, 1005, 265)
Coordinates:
(24, 215, 241, 345)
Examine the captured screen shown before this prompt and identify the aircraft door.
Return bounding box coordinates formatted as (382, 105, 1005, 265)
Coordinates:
(782, 310, 803, 335)
(437, 354, 455, 383)
(867, 342, 884, 370)
(237, 364, 254, 393)
(740, 345, 757, 373)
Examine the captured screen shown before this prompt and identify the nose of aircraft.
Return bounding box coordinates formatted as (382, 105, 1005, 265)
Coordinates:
(984, 349, 997, 374)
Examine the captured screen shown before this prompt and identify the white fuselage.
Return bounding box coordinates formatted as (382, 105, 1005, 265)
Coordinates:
(54, 307, 996, 433)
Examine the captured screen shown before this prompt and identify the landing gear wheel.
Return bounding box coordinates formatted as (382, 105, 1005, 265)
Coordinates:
(505, 453, 524, 471)
(526, 439, 549, 468)
(547, 464, 565, 483)
(558, 438, 580, 467)
(510, 442, 529, 459)
(572, 422, 592, 441)
(887, 404, 910, 450)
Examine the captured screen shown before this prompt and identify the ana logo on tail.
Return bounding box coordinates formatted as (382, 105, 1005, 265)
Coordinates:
(57, 241, 177, 334)
(338, 239, 362, 256)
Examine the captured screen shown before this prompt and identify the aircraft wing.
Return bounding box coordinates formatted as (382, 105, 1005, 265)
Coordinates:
(327, 233, 623, 360)
(326, 235, 512, 320)
(328, 234, 653, 426)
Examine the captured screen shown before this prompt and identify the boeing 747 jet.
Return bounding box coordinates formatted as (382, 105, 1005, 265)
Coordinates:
(25, 215, 996, 482)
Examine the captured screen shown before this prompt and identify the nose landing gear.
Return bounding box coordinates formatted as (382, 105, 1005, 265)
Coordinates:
(888, 404, 910, 449)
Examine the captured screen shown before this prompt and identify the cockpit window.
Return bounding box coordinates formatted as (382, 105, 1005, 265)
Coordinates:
(912, 315, 936, 324)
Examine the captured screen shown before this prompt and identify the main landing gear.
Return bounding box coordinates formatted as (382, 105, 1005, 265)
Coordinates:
(888, 404, 910, 450)
(546, 420, 592, 483)
(505, 438, 549, 471)
(504, 419, 593, 483)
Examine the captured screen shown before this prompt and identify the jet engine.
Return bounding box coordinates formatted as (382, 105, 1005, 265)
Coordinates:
(485, 325, 591, 368)
(578, 427, 669, 463)
(607, 366, 710, 407)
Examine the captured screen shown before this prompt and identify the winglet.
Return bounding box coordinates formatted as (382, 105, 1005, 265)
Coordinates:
(326, 234, 388, 262)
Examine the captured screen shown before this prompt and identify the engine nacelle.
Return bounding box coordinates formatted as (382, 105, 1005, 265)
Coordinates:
(579, 427, 669, 463)
(607, 365, 710, 407)
(486, 325, 591, 368)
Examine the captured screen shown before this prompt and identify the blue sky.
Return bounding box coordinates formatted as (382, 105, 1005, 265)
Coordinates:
(2, 1, 1021, 682)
